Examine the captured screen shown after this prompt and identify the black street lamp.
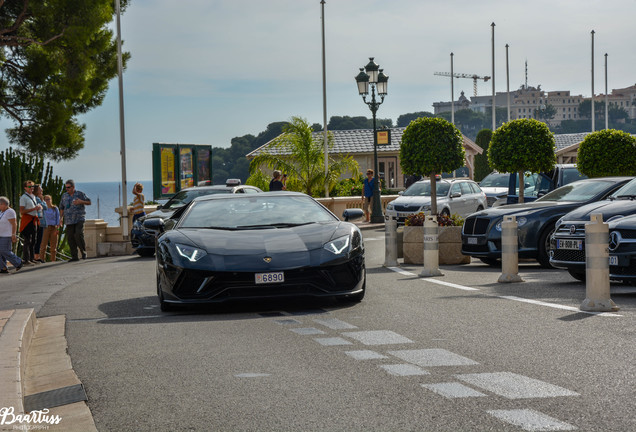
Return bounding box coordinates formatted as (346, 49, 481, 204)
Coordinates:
(355, 57, 389, 223)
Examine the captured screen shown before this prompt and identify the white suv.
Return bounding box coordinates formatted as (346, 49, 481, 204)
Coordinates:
(385, 178, 487, 223)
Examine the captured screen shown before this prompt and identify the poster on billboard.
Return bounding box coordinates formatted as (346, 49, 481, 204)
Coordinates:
(152, 143, 214, 200)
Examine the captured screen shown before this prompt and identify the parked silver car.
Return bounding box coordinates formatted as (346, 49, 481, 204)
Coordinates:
(385, 178, 487, 223)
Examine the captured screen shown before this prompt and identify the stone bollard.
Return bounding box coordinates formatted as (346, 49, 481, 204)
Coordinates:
(498, 215, 523, 283)
(419, 216, 443, 277)
(383, 218, 399, 267)
(581, 213, 619, 312)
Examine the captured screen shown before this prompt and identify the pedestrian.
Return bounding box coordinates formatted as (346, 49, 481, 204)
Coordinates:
(19, 180, 41, 264)
(131, 183, 146, 222)
(32, 184, 47, 263)
(269, 170, 286, 191)
(39, 195, 60, 262)
(0, 196, 23, 274)
(361, 169, 380, 223)
(59, 179, 91, 261)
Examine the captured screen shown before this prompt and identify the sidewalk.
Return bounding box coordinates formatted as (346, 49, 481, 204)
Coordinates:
(0, 307, 97, 431)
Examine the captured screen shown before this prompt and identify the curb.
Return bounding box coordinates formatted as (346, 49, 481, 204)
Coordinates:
(0, 308, 36, 419)
(0, 309, 96, 432)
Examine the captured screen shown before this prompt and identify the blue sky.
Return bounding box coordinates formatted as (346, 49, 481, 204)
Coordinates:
(2, 0, 635, 181)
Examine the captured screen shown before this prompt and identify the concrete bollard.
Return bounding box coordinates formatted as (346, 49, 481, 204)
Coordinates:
(383, 218, 399, 267)
(419, 216, 443, 277)
(498, 215, 523, 283)
(581, 213, 619, 312)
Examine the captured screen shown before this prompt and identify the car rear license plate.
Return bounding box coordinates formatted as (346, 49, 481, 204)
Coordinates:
(255, 272, 284, 284)
(556, 239, 583, 250)
(609, 255, 618, 266)
(467, 237, 478, 245)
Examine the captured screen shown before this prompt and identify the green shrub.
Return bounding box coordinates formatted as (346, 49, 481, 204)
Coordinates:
(404, 212, 464, 227)
(576, 129, 636, 177)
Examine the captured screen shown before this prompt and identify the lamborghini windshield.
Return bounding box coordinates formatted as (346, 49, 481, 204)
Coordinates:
(178, 194, 338, 229)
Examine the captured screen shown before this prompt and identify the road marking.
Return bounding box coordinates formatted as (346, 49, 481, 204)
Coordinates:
(275, 318, 302, 325)
(314, 337, 352, 346)
(342, 330, 414, 345)
(456, 372, 579, 399)
(387, 267, 416, 276)
(388, 349, 479, 367)
(380, 364, 430, 376)
(499, 296, 622, 317)
(290, 327, 325, 335)
(422, 382, 487, 398)
(234, 373, 271, 378)
(387, 267, 621, 316)
(388, 268, 478, 290)
(313, 317, 358, 329)
(344, 350, 389, 360)
(487, 409, 577, 431)
(426, 278, 480, 291)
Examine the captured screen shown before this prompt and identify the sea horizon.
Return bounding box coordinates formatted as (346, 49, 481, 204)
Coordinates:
(67, 180, 155, 227)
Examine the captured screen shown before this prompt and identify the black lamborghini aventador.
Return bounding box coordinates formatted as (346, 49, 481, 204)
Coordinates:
(150, 192, 366, 311)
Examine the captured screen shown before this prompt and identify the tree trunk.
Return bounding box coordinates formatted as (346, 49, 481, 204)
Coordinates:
(430, 172, 438, 215)
(518, 170, 525, 204)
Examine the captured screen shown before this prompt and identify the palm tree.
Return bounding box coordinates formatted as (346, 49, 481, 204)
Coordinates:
(248, 116, 359, 196)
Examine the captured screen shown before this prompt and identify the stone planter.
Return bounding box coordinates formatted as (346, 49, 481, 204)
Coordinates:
(403, 225, 471, 265)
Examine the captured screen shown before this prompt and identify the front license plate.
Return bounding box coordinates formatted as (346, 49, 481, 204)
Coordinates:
(255, 272, 284, 284)
(467, 237, 478, 245)
(609, 255, 618, 266)
(556, 239, 583, 250)
(397, 212, 412, 218)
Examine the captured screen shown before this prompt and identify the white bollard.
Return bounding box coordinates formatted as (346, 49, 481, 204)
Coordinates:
(581, 213, 619, 312)
(419, 216, 443, 277)
(383, 218, 399, 267)
(498, 215, 523, 283)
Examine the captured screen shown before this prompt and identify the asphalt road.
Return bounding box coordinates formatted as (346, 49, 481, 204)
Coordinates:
(9, 228, 636, 431)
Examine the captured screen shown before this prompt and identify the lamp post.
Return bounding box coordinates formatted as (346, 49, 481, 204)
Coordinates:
(355, 57, 388, 224)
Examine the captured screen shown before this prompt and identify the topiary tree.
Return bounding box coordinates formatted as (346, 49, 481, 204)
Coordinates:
(400, 117, 465, 214)
(577, 129, 636, 177)
(488, 119, 556, 203)
(473, 129, 493, 182)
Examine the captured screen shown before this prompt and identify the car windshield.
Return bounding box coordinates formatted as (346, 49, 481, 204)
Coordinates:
(178, 195, 337, 229)
(403, 181, 451, 197)
(536, 180, 615, 202)
(561, 167, 587, 185)
(610, 178, 636, 199)
(163, 189, 230, 210)
(479, 173, 509, 188)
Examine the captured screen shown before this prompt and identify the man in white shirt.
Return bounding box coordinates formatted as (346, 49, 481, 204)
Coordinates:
(0, 196, 23, 273)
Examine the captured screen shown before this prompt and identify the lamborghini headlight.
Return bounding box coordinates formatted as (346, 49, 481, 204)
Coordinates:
(175, 243, 207, 262)
(323, 235, 351, 255)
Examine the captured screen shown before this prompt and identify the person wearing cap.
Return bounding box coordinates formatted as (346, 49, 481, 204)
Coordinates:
(19, 180, 42, 264)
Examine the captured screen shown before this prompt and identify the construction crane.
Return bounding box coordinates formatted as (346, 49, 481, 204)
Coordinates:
(434, 72, 491, 97)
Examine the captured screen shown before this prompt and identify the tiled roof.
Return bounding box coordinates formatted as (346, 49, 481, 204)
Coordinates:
(247, 127, 634, 158)
(247, 127, 481, 157)
(553, 132, 591, 152)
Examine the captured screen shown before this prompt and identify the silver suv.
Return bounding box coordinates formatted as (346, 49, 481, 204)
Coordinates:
(385, 178, 487, 223)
